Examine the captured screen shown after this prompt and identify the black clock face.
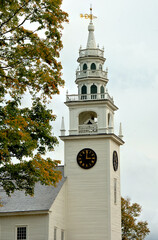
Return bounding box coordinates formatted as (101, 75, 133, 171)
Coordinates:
(113, 151, 118, 171)
(77, 148, 97, 169)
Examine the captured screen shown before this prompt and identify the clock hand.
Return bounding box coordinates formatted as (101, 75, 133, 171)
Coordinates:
(86, 150, 91, 159)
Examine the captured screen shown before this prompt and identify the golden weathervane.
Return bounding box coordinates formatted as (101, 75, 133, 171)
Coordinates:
(80, 7, 97, 21)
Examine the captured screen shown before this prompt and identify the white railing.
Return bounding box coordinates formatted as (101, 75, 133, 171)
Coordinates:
(66, 93, 114, 103)
(79, 49, 104, 58)
(76, 70, 107, 79)
(79, 124, 98, 134)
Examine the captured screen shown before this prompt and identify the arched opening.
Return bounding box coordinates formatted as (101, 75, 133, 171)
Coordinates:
(91, 84, 97, 99)
(83, 63, 87, 72)
(91, 84, 97, 93)
(100, 86, 104, 99)
(79, 111, 98, 133)
(81, 85, 87, 94)
(81, 85, 87, 100)
(91, 63, 96, 71)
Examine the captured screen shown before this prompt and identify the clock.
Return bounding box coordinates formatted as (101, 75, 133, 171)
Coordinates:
(77, 148, 97, 169)
(113, 151, 118, 171)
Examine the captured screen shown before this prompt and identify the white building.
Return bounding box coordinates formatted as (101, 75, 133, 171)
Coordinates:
(0, 10, 124, 240)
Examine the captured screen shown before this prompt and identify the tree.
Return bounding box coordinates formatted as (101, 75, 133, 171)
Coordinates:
(121, 197, 150, 240)
(0, 0, 68, 196)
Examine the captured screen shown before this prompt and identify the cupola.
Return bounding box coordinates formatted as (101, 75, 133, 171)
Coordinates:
(64, 8, 120, 137)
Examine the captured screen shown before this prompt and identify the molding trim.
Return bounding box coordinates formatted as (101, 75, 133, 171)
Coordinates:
(60, 133, 124, 145)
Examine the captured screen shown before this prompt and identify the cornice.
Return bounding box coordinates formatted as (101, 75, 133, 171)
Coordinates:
(60, 133, 124, 145)
(77, 56, 106, 62)
(65, 99, 118, 111)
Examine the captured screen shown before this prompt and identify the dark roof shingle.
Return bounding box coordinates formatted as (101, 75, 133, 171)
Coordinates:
(0, 166, 66, 213)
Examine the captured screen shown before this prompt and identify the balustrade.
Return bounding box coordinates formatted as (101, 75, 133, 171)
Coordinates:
(76, 69, 107, 79)
(79, 49, 104, 58)
(66, 93, 113, 103)
(79, 124, 98, 134)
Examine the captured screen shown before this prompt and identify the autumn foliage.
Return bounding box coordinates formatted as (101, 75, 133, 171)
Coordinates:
(0, 0, 68, 195)
(121, 197, 150, 240)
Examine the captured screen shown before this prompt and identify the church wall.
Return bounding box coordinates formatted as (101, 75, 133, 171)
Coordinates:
(64, 137, 112, 240)
(0, 213, 49, 240)
(109, 140, 121, 240)
(49, 182, 66, 240)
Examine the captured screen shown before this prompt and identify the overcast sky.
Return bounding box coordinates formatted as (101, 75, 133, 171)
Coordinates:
(48, 0, 158, 239)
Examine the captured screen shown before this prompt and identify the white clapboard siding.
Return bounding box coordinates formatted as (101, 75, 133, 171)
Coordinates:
(49, 182, 66, 240)
(0, 214, 49, 240)
(63, 136, 121, 240)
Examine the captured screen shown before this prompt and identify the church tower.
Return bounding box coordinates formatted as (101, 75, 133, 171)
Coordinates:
(60, 8, 124, 240)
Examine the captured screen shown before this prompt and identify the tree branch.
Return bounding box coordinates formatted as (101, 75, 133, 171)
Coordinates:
(0, 0, 31, 31)
(0, 27, 39, 41)
(0, 73, 16, 80)
(0, 66, 12, 70)
(3, 13, 32, 35)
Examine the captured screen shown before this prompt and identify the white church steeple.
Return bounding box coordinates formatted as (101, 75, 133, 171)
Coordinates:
(65, 8, 120, 137)
(60, 8, 124, 240)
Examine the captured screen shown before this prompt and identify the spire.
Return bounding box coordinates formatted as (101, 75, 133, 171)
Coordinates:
(87, 22, 96, 48)
(86, 7, 96, 49)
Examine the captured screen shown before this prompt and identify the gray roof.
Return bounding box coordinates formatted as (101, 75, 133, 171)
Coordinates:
(0, 166, 66, 214)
